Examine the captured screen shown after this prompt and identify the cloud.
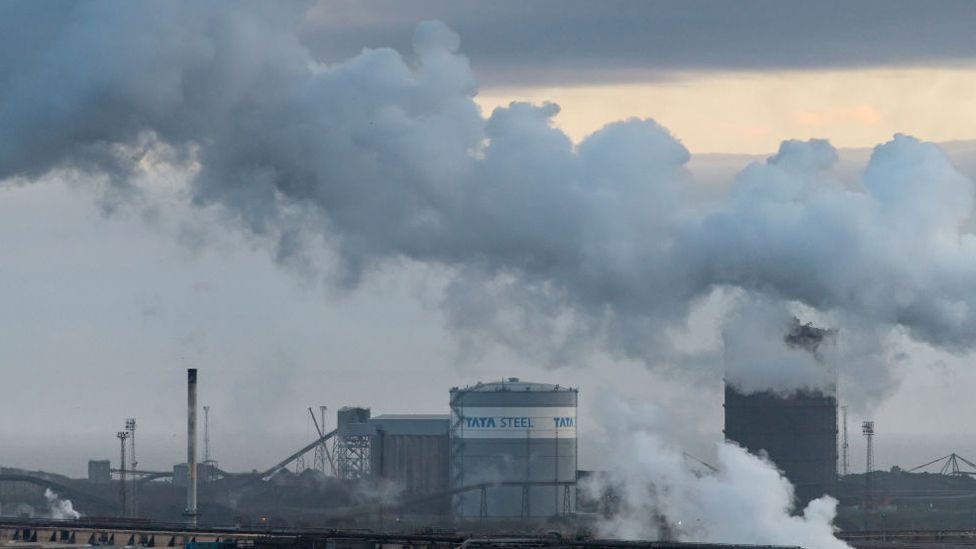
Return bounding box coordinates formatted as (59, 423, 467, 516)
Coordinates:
(301, 0, 976, 87)
(3, 4, 976, 407)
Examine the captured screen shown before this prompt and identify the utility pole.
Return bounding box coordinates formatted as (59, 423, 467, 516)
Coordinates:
(203, 406, 211, 463)
(841, 406, 849, 476)
(862, 421, 875, 509)
(116, 431, 130, 518)
(203, 405, 212, 481)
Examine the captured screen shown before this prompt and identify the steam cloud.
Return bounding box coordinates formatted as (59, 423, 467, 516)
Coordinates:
(1, 5, 973, 399)
(585, 399, 850, 549)
(44, 489, 81, 520)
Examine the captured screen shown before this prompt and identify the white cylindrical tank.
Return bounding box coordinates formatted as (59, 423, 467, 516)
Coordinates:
(449, 378, 578, 519)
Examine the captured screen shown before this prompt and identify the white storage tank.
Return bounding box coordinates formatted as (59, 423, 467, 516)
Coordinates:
(449, 378, 578, 519)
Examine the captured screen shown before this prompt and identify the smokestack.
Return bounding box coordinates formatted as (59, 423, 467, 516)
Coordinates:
(724, 318, 838, 508)
(184, 368, 198, 525)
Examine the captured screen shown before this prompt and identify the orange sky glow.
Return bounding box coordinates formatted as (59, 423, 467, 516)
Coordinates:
(476, 67, 976, 154)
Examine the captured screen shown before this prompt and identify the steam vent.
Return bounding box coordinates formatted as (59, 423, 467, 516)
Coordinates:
(724, 320, 839, 508)
(450, 378, 578, 519)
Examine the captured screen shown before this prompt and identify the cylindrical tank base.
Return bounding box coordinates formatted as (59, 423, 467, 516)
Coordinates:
(724, 384, 838, 508)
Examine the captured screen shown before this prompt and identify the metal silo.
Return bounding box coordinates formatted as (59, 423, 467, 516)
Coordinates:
(369, 414, 452, 515)
(449, 378, 578, 519)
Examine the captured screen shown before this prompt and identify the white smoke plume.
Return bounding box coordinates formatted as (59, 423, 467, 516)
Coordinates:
(723, 298, 836, 396)
(585, 399, 850, 549)
(44, 489, 81, 520)
(720, 297, 889, 405)
(1, 2, 975, 403)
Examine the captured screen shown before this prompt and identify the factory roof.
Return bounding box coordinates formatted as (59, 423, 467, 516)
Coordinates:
(371, 414, 450, 420)
(452, 377, 576, 393)
(368, 414, 450, 436)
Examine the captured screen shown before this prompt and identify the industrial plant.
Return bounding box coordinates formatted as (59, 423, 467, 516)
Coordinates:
(1, 373, 582, 528)
(4, 326, 976, 547)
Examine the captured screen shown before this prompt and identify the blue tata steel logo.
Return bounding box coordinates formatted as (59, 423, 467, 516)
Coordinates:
(463, 416, 574, 428)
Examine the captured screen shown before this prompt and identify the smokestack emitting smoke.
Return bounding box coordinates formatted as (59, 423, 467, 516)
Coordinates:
(1, 4, 972, 544)
(724, 317, 838, 508)
(185, 368, 198, 525)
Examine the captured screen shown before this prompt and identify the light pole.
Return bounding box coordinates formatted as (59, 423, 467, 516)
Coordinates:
(116, 431, 130, 517)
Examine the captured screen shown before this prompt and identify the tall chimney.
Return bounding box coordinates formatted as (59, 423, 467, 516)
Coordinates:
(185, 368, 198, 525)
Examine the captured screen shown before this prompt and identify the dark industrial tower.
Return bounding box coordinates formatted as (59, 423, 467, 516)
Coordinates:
(724, 319, 838, 509)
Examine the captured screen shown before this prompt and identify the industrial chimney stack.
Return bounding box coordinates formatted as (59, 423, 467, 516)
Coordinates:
(723, 319, 839, 508)
(184, 368, 198, 525)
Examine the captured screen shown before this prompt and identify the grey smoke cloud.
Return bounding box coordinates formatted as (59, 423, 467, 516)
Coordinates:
(695, 135, 976, 350)
(2, 2, 975, 404)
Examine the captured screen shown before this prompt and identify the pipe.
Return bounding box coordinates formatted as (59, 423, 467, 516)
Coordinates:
(185, 368, 198, 525)
(253, 428, 338, 481)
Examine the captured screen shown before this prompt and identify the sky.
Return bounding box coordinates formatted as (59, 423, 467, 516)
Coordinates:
(3, 1, 976, 479)
(305, 0, 976, 153)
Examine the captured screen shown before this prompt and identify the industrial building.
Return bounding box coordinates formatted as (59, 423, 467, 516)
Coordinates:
(87, 460, 111, 483)
(66, 376, 580, 525)
(26, 367, 976, 534)
(449, 378, 578, 519)
(369, 414, 451, 496)
(724, 320, 838, 508)
(327, 380, 579, 520)
(332, 408, 453, 513)
(724, 387, 838, 506)
(369, 414, 451, 515)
